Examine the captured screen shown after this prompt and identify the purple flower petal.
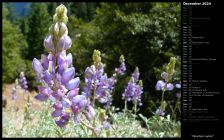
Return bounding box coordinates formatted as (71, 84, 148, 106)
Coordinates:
(52, 90, 63, 100)
(57, 53, 66, 65)
(71, 105, 79, 114)
(61, 112, 70, 122)
(43, 70, 52, 83)
(63, 35, 72, 50)
(79, 99, 88, 108)
(175, 83, 181, 89)
(72, 95, 86, 105)
(102, 121, 111, 129)
(35, 94, 48, 101)
(176, 92, 181, 98)
(73, 115, 80, 124)
(53, 102, 63, 110)
(58, 35, 72, 51)
(38, 86, 50, 95)
(51, 109, 62, 117)
(166, 83, 174, 91)
(62, 67, 75, 83)
(44, 35, 55, 52)
(155, 80, 165, 91)
(61, 97, 71, 108)
(55, 120, 66, 128)
(40, 54, 49, 69)
(65, 77, 80, 90)
(32, 58, 44, 74)
(67, 88, 79, 99)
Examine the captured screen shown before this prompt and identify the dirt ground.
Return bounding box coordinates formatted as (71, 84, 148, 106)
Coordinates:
(2, 84, 43, 111)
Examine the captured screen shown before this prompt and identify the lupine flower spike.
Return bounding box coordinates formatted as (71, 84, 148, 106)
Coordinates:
(155, 57, 177, 116)
(82, 50, 126, 109)
(32, 4, 95, 127)
(12, 79, 19, 100)
(122, 67, 143, 115)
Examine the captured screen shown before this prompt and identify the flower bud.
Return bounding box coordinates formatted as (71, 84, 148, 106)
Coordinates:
(56, 4, 67, 17)
(53, 4, 68, 24)
(58, 22, 68, 37)
(161, 72, 169, 82)
(119, 55, 125, 63)
(138, 80, 143, 87)
(93, 50, 101, 68)
(53, 22, 60, 36)
(99, 109, 106, 122)
(166, 57, 176, 78)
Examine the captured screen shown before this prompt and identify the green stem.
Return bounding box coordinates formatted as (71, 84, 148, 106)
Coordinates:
(134, 101, 137, 120)
(168, 102, 175, 119)
(80, 120, 97, 137)
(124, 100, 127, 114)
(92, 83, 96, 107)
(172, 97, 180, 120)
(174, 97, 180, 113)
(93, 90, 96, 108)
(161, 82, 168, 103)
(161, 90, 165, 104)
(80, 124, 88, 137)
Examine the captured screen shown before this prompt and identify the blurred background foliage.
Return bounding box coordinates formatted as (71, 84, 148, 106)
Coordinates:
(2, 2, 181, 118)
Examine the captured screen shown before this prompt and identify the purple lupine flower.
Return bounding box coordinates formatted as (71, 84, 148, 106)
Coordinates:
(55, 112, 70, 128)
(19, 72, 28, 90)
(175, 83, 181, 89)
(176, 92, 181, 98)
(32, 4, 94, 127)
(12, 79, 19, 100)
(96, 74, 114, 108)
(71, 95, 95, 124)
(155, 80, 165, 91)
(122, 67, 143, 106)
(115, 55, 126, 76)
(82, 51, 126, 109)
(102, 121, 111, 129)
(155, 80, 174, 91)
(132, 67, 140, 82)
(166, 83, 174, 91)
(175, 82, 181, 98)
(155, 107, 165, 116)
(52, 102, 63, 117)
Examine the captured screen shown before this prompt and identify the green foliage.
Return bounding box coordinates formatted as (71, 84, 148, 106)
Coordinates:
(2, 3, 9, 19)
(71, 2, 181, 116)
(47, 3, 58, 17)
(4, 3, 15, 22)
(139, 114, 181, 137)
(2, 6, 27, 83)
(24, 60, 37, 90)
(3, 103, 180, 137)
(2, 2, 181, 120)
(69, 2, 97, 22)
(26, 3, 50, 59)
